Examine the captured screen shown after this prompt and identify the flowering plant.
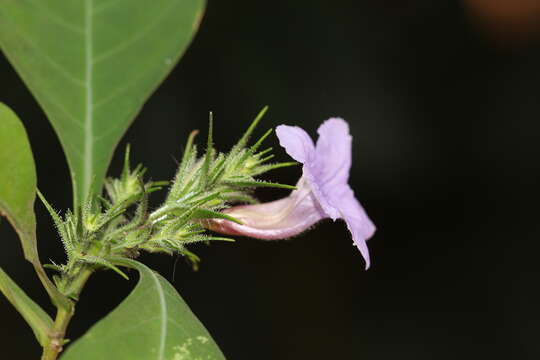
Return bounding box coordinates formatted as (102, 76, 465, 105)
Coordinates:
(0, 2, 375, 360)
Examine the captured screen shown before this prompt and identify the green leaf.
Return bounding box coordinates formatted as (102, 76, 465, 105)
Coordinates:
(0, 103, 69, 309)
(0, 267, 53, 346)
(0, 0, 206, 206)
(0, 103, 37, 261)
(62, 258, 226, 360)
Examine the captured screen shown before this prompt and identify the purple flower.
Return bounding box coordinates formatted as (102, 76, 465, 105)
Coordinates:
(210, 118, 376, 269)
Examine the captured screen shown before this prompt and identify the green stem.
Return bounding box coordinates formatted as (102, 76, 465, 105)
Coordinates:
(31, 261, 71, 310)
(40, 266, 93, 360)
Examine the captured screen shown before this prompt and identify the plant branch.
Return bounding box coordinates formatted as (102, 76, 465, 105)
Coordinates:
(31, 261, 71, 310)
(40, 265, 93, 360)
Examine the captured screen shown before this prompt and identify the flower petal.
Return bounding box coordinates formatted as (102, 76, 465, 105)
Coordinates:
(301, 168, 341, 220)
(300, 118, 353, 220)
(334, 186, 376, 269)
(276, 125, 315, 164)
(207, 178, 326, 240)
(314, 117, 352, 186)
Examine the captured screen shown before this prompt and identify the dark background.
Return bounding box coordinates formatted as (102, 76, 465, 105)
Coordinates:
(2, 1, 540, 359)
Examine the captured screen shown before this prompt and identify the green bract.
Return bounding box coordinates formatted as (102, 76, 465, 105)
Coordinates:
(40, 110, 295, 284)
(145, 109, 296, 259)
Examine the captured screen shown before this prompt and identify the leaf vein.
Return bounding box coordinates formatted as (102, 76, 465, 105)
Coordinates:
(39, 96, 84, 130)
(147, 269, 167, 360)
(92, 120, 127, 143)
(101, 316, 160, 339)
(92, 0, 179, 65)
(3, 16, 86, 87)
(92, 74, 143, 110)
(28, 0, 85, 34)
(92, 0, 123, 15)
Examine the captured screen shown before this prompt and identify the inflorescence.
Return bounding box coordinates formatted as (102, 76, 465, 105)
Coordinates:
(39, 108, 295, 298)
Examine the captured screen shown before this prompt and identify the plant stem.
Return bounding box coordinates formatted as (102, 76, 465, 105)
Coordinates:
(40, 266, 93, 360)
(32, 261, 71, 310)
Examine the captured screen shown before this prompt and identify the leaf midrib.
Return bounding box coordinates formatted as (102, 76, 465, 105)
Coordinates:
(147, 268, 168, 360)
(84, 0, 94, 198)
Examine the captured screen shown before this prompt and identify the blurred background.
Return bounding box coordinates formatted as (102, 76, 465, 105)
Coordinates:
(2, 0, 540, 359)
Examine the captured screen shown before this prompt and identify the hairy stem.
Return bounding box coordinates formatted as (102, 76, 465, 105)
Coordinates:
(32, 261, 71, 310)
(40, 266, 93, 360)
